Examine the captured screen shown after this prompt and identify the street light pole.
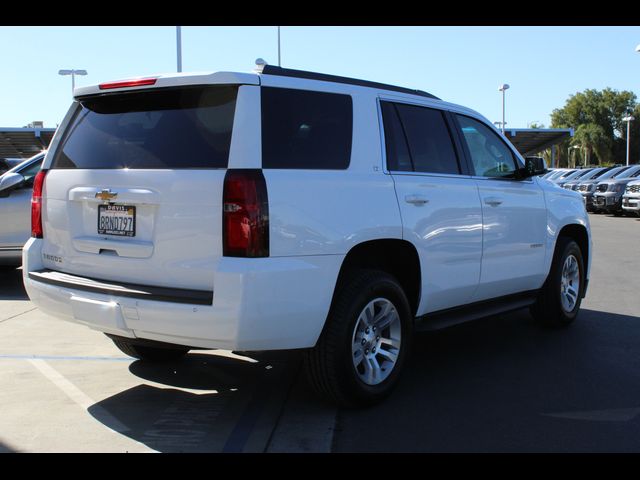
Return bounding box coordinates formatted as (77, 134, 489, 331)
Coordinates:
(499, 84, 510, 134)
(623, 115, 635, 166)
(58, 69, 88, 96)
(176, 26, 183, 73)
(568, 145, 580, 168)
(277, 26, 281, 67)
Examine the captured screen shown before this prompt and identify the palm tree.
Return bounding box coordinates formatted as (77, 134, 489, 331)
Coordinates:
(571, 123, 611, 166)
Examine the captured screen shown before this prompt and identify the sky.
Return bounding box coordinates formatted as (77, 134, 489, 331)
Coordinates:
(1, 26, 640, 130)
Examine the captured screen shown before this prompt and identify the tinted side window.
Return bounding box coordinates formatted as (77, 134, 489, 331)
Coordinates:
(380, 102, 412, 172)
(381, 101, 460, 175)
(261, 87, 352, 169)
(456, 115, 518, 178)
(395, 104, 460, 175)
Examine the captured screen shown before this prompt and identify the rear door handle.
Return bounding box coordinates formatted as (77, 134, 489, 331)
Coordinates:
(405, 195, 429, 206)
(484, 196, 504, 207)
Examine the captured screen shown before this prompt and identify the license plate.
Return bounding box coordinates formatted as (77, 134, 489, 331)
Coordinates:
(98, 205, 136, 237)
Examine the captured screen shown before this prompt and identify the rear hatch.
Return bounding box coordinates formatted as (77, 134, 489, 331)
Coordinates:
(40, 84, 238, 292)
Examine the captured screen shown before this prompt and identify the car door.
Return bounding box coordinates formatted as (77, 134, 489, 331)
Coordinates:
(452, 114, 548, 301)
(379, 99, 483, 315)
(0, 157, 44, 249)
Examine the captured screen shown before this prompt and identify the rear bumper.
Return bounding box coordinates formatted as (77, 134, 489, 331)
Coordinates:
(23, 238, 343, 351)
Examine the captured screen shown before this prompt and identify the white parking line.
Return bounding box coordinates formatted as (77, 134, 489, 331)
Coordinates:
(27, 358, 145, 441)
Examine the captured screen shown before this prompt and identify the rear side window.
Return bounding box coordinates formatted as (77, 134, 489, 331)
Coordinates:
(51, 86, 238, 169)
(261, 87, 352, 169)
(381, 101, 460, 175)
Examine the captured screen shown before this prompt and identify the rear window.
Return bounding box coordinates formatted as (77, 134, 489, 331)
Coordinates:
(51, 86, 238, 169)
(261, 87, 352, 169)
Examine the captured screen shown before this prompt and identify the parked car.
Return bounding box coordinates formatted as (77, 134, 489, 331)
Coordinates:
(0, 152, 45, 266)
(22, 65, 591, 407)
(593, 165, 640, 215)
(548, 168, 578, 185)
(540, 169, 561, 180)
(622, 179, 640, 216)
(577, 165, 633, 212)
(557, 168, 594, 189)
(546, 168, 576, 183)
(563, 167, 609, 191)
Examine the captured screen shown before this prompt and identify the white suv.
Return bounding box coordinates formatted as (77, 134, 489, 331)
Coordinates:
(23, 65, 592, 406)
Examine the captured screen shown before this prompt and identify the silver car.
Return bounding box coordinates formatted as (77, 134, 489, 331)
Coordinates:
(0, 152, 45, 266)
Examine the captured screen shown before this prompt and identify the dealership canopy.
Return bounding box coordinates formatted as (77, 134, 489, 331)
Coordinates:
(0, 127, 56, 159)
(504, 128, 574, 157)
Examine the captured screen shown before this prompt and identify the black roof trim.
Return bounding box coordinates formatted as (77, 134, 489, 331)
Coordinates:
(260, 65, 440, 100)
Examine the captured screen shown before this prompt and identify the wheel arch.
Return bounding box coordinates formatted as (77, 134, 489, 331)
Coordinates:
(333, 239, 421, 317)
(557, 223, 590, 274)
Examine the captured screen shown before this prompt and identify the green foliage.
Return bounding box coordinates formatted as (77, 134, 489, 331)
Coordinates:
(550, 88, 638, 166)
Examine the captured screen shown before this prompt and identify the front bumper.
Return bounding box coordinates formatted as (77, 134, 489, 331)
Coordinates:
(593, 193, 622, 212)
(23, 238, 342, 351)
(622, 195, 640, 212)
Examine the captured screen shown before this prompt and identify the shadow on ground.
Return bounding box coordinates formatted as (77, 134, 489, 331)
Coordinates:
(88, 351, 302, 452)
(0, 266, 28, 301)
(334, 308, 640, 453)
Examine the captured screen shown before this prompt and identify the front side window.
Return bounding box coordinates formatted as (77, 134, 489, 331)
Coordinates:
(456, 115, 518, 178)
(261, 87, 352, 169)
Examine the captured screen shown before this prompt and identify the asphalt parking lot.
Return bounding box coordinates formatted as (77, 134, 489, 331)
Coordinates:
(1, 212, 639, 452)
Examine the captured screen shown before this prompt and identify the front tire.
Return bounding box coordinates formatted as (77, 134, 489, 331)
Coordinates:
(531, 237, 585, 327)
(304, 269, 413, 408)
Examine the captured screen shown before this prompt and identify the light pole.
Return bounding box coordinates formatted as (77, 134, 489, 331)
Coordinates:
(623, 115, 634, 166)
(58, 69, 87, 96)
(499, 84, 510, 134)
(568, 145, 580, 168)
(277, 26, 281, 67)
(176, 26, 182, 72)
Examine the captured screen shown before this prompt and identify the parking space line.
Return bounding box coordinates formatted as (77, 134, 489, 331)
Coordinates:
(28, 359, 134, 436)
(0, 354, 132, 362)
(0, 307, 38, 324)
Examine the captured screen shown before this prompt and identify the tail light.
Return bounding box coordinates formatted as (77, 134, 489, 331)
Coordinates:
(31, 170, 47, 238)
(223, 169, 269, 257)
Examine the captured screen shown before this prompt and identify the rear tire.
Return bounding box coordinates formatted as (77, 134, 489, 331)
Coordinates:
(112, 338, 190, 362)
(531, 237, 584, 328)
(304, 269, 413, 408)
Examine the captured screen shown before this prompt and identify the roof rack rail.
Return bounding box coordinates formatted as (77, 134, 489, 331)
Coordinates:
(260, 65, 440, 100)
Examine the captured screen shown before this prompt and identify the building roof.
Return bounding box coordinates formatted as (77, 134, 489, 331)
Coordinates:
(0, 128, 56, 159)
(504, 128, 574, 156)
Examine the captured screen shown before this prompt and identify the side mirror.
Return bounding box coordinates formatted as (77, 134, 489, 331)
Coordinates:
(522, 156, 547, 178)
(0, 172, 26, 197)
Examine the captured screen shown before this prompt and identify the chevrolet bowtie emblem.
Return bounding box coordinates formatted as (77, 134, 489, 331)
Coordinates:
(95, 189, 118, 203)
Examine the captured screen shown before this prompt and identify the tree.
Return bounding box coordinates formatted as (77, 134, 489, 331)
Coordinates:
(571, 123, 611, 166)
(551, 88, 637, 166)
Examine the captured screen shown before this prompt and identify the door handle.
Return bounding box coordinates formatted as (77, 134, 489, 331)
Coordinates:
(484, 196, 503, 207)
(405, 195, 429, 206)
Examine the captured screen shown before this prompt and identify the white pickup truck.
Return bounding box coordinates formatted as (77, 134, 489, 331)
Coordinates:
(23, 64, 591, 406)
